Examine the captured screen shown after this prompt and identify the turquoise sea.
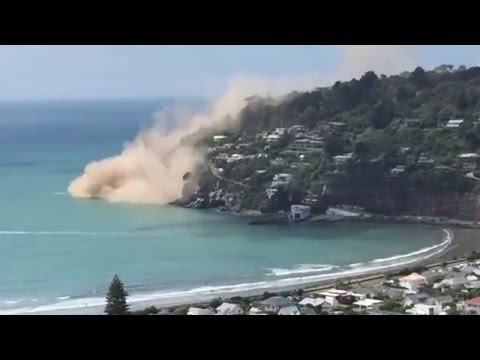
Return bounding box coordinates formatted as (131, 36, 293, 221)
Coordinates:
(0, 99, 451, 313)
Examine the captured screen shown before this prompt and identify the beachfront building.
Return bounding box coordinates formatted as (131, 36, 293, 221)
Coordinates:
(439, 276, 470, 290)
(348, 292, 368, 302)
(425, 296, 454, 310)
(422, 269, 447, 284)
(248, 307, 268, 315)
(215, 302, 244, 315)
(352, 299, 383, 311)
(403, 293, 431, 307)
(399, 273, 428, 292)
(278, 305, 300, 315)
(466, 280, 480, 290)
(298, 297, 324, 307)
(405, 303, 438, 315)
(318, 289, 355, 307)
(289, 205, 311, 221)
(187, 307, 215, 315)
(460, 296, 480, 315)
(259, 296, 295, 314)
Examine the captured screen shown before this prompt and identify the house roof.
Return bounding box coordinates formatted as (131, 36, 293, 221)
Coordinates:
(442, 276, 469, 285)
(434, 295, 454, 303)
(404, 293, 431, 304)
(260, 296, 294, 308)
(353, 299, 383, 307)
(460, 266, 479, 274)
(466, 297, 480, 306)
(426, 295, 453, 306)
(399, 273, 427, 283)
(188, 307, 214, 315)
(385, 288, 405, 298)
(299, 297, 324, 307)
(300, 307, 317, 315)
(468, 280, 480, 289)
(216, 302, 242, 314)
(278, 305, 300, 315)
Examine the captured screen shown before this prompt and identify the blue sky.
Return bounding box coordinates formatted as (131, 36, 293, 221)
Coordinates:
(0, 45, 479, 101)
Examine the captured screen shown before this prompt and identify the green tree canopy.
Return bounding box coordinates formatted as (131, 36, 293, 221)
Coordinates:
(105, 274, 130, 315)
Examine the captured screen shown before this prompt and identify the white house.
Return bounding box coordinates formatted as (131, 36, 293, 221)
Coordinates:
(399, 273, 428, 292)
(273, 173, 294, 183)
(266, 134, 282, 143)
(298, 297, 324, 307)
(445, 119, 464, 129)
(259, 296, 295, 314)
(187, 307, 215, 315)
(274, 128, 287, 136)
(405, 303, 438, 315)
(458, 153, 480, 160)
(440, 276, 469, 289)
(278, 305, 300, 315)
(215, 302, 244, 315)
(390, 165, 406, 176)
(248, 307, 268, 315)
(348, 292, 367, 301)
(289, 205, 311, 221)
(213, 135, 228, 143)
(352, 299, 383, 311)
(227, 154, 245, 163)
(333, 153, 353, 165)
(318, 289, 349, 307)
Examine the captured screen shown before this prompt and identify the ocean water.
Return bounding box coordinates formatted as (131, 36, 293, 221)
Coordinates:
(0, 99, 450, 313)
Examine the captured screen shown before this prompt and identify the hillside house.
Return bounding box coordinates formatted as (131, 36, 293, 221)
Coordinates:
(444, 119, 464, 129)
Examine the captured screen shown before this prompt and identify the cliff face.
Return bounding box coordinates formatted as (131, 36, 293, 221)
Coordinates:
(327, 190, 480, 221)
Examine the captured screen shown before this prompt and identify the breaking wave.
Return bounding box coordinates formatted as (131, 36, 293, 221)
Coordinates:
(0, 230, 130, 236)
(266, 264, 337, 276)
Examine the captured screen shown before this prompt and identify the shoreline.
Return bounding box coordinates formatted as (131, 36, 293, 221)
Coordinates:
(7, 224, 479, 315)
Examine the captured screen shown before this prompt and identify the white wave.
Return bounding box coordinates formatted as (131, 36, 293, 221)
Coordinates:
(0, 228, 454, 315)
(56, 296, 70, 300)
(348, 263, 364, 267)
(266, 264, 336, 276)
(0, 230, 129, 236)
(371, 229, 453, 264)
(53, 192, 68, 196)
(4, 300, 20, 305)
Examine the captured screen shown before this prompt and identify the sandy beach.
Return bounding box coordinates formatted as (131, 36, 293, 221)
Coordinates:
(8, 225, 480, 315)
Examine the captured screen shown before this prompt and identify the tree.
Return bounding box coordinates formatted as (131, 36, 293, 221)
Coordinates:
(324, 136, 345, 157)
(457, 90, 469, 111)
(371, 99, 395, 129)
(105, 274, 130, 315)
(209, 297, 222, 309)
(410, 66, 427, 88)
(354, 141, 370, 157)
